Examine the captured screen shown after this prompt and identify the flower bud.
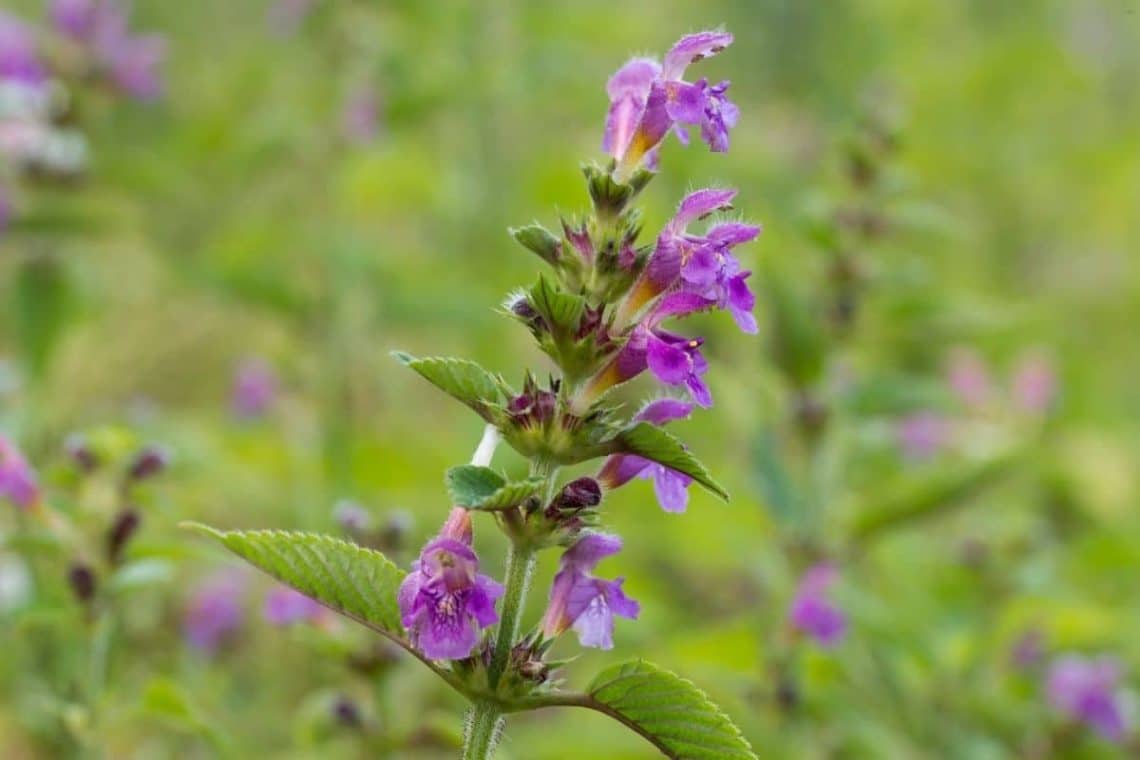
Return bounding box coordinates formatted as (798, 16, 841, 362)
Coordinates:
(334, 499, 372, 535)
(509, 224, 562, 267)
(546, 477, 602, 517)
(128, 445, 169, 482)
(332, 696, 362, 729)
(64, 433, 99, 473)
(106, 508, 141, 564)
(67, 562, 97, 604)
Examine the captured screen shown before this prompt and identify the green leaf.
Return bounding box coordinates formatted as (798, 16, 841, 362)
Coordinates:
(392, 353, 509, 423)
(582, 660, 756, 760)
(528, 275, 586, 335)
(445, 465, 546, 510)
(183, 524, 405, 637)
(614, 423, 728, 500)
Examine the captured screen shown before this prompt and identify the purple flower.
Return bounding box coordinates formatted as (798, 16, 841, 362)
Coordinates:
(50, 0, 99, 40)
(1011, 352, 1057, 414)
(590, 292, 716, 408)
(788, 564, 847, 648)
(1046, 655, 1128, 742)
(946, 348, 992, 410)
(231, 357, 278, 418)
(183, 569, 248, 653)
(620, 188, 760, 330)
(603, 31, 737, 176)
(895, 411, 949, 461)
(263, 584, 325, 626)
(342, 85, 380, 144)
(50, 0, 165, 101)
(397, 514, 502, 660)
(0, 12, 47, 86)
(598, 399, 694, 513)
(541, 533, 639, 650)
(0, 433, 40, 511)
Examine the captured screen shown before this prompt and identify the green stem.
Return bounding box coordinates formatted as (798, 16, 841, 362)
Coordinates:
(463, 700, 504, 760)
(462, 458, 554, 759)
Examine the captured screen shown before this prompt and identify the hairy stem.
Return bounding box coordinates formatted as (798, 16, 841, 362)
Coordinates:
(463, 700, 504, 760)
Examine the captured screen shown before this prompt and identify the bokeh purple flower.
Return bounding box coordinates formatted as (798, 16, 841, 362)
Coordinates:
(598, 398, 694, 513)
(895, 411, 949, 461)
(49, 0, 166, 101)
(264, 584, 325, 626)
(231, 357, 278, 418)
(397, 513, 502, 660)
(0, 12, 47, 86)
(946, 348, 993, 411)
(604, 31, 737, 176)
(0, 433, 40, 511)
(789, 563, 847, 648)
(183, 569, 248, 653)
(1046, 655, 1128, 742)
(342, 85, 380, 144)
(1011, 352, 1057, 414)
(541, 533, 639, 650)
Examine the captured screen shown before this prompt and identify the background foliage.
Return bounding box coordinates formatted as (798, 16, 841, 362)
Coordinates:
(2, 0, 1139, 757)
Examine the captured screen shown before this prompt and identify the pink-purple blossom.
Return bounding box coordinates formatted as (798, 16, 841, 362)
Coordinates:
(342, 85, 380, 144)
(0, 12, 47, 86)
(183, 569, 248, 653)
(263, 584, 326, 626)
(604, 31, 737, 176)
(895, 411, 949, 461)
(946, 348, 993, 410)
(623, 188, 760, 327)
(1011, 352, 1057, 414)
(788, 563, 847, 648)
(49, 0, 166, 101)
(231, 357, 278, 418)
(0, 433, 40, 511)
(598, 398, 694, 513)
(1046, 655, 1128, 742)
(397, 513, 503, 660)
(541, 533, 639, 650)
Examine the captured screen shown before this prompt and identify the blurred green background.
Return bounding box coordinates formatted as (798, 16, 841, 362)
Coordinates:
(2, 0, 1139, 757)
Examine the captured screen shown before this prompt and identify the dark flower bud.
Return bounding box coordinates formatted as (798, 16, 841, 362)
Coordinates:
(334, 500, 372, 535)
(509, 224, 562, 266)
(128, 445, 170, 482)
(508, 295, 548, 337)
(64, 434, 99, 473)
(548, 477, 602, 516)
(107, 509, 141, 564)
(68, 563, 97, 604)
(561, 218, 594, 263)
(332, 696, 363, 729)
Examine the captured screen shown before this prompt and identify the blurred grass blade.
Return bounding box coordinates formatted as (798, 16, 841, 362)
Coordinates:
(848, 449, 1022, 543)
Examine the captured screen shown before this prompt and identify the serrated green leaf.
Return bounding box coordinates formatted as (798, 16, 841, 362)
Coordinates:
(584, 660, 756, 760)
(614, 423, 728, 500)
(445, 465, 546, 510)
(184, 524, 405, 637)
(392, 353, 509, 423)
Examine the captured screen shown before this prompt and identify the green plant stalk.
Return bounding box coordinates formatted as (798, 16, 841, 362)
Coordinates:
(463, 457, 554, 759)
